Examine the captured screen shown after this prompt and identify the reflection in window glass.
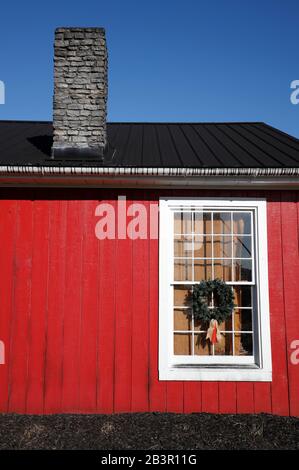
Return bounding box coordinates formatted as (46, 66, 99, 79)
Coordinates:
(174, 236, 192, 257)
(218, 315, 233, 332)
(213, 212, 231, 234)
(194, 212, 212, 234)
(214, 333, 233, 356)
(214, 235, 232, 258)
(173, 285, 189, 306)
(194, 334, 210, 355)
(194, 259, 212, 281)
(233, 236, 252, 258)
(174, 309, 192, 331)
(174, 258, 192, 281)
(233, 212, 251, 235)
(174, 333, 192, 355)
(234, 259, 252, 282)
(234, 309, 252, 332)
(214, 259, 233, 281)
(233, 286, 252, 307)
(194, 236, 212, 258)
(172, 209, 255, 357)
(234, 333, 253, 356)
(174, 212, 192, 234)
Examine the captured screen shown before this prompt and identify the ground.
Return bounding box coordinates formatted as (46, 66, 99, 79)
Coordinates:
(0, 413, 298, 450)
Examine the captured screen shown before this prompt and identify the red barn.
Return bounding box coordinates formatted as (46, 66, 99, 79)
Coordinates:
(0, 27, 298, 416)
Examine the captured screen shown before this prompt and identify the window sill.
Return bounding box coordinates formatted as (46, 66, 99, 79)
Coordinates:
(159, 366, 272, 382)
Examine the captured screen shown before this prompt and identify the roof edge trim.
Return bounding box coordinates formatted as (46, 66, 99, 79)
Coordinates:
(1, 165, 299, 177)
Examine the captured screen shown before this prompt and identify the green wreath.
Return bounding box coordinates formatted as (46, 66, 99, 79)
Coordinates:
(185, 279, 235, 324)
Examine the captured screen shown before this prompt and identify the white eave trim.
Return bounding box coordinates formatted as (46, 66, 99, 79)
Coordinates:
(1, 165, 299, 188)
(1, 165, 299, 176)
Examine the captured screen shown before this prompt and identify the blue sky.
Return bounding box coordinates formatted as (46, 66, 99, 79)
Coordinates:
(0, 0, 298, 137)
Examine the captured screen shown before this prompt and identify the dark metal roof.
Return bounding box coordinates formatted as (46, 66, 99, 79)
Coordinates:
(0, 120, 299, 168)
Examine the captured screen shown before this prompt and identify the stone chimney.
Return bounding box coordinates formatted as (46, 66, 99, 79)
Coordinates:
(52, 27, 108, 159)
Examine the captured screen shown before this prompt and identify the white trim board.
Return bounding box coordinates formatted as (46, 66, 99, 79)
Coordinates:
(1, 166, 299, 189)
(159, 197, 272, 382)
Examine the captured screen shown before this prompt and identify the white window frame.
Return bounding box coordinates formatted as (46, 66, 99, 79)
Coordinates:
(159, 197, 272, 382)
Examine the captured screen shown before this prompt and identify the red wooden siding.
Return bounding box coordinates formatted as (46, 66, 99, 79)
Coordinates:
(0, 188, 298, 416)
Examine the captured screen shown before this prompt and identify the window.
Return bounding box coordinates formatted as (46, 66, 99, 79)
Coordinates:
(159, 198, 272, 381)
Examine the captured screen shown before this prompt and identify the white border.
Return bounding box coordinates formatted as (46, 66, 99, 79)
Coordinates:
(159, 197, 272, 381)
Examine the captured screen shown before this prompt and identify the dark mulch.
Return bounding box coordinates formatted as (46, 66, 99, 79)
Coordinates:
(0, 413, 298, 450)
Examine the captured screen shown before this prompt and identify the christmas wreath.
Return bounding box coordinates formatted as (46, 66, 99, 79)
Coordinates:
(185, 279, 235, 344)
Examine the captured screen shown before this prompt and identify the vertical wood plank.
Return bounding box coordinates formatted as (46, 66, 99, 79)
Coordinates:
(236, 383, 254, 413)
(44, 200, 67, 413)
(97, 196, 116, 413)
(26, 200, 49, 413)
(219, 383, 237, 414)
(267, 194, 290, 416)
(281, 192, 299, 417)
(254, 383, 272, 414)
(78, 200, 99, 412)
(183, 382, 202, 413)
(166, 383, 184, 413)
(166, 189, 184, 413)
(8, 200, 33, 413)
(61, 200, 83, 412)
(202, 382, 219, 413)
(0, 200, 17, 412)
(131, 196, 150, 411)
(148, 195, 166, 412)
(251, 189, 272, 415)
(114, 194, 133, 412)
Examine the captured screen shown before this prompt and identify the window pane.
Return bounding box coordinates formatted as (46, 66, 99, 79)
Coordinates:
(194, 318, 206, 331)
(214, 333, 233, 355)
(234, 333, 253, 355)
(218, 314, 233, 332)
(213, 235, 232, 258)
(174, 212, 192, 234)
(174, 309, 191, 331)
(194, 334, 211, 355)
(194, 259, 212, 281)
(214, 259, 232, 281)
(233, 212, 251, 235)
(233, 286, 252, 307)
(173, 285, 189, 306)
(172, 208, 256, 359)
(233, 236, 251, 258)
(213, 212, 231, 234)
(234, 259, 252, 282)
(194, 236, 212, 258)
(234, 309, 252, 332)
(174, 259, 192, 281)
(174, 333, 192, 355)
(194, 212, 212, 234)
(174, 235, 192, 257)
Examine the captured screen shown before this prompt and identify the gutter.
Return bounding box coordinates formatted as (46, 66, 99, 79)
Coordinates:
(1, 165, 299, 176)
(0, 165, 299, 188)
